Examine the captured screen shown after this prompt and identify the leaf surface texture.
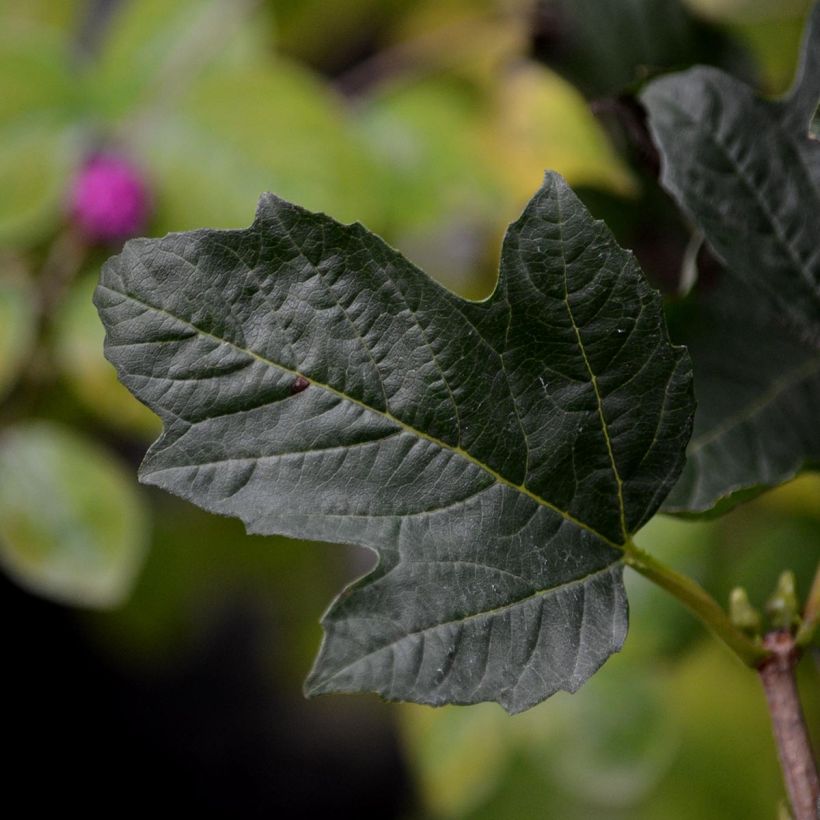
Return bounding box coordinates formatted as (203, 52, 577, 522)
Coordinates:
(96, 173, 692, 712)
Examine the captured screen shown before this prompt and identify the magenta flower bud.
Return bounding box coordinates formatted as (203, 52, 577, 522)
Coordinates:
(70, 153, 150, 242)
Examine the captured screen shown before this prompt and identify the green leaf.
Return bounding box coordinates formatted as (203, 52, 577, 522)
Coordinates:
(356, 64, 635, 241)
(142, 57, 381, 234)
(399, 701, 515, 818)
(494, 64, 637, 201)
(90, 0, 254, 122)
(0, 422, 149, 608)
(95, 172, 693, 712)
(643, 3, 819, 335)
(0, 25, 78, 124)
(0, 119, 80, 248)
(0, 0, 80, 35)
(643, 3, 820, 514)
(271, 0, 410, 71)
(356, 75, 500, 234)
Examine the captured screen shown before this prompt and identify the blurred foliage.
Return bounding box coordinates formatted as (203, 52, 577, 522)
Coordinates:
(0, 0, 817, 817)
(0, 421, 148, 607)
(0, 270, 37, 400)
(54, 272, 160, 437)
(683, 0, 813, 91)
(532, 0, 750, 96)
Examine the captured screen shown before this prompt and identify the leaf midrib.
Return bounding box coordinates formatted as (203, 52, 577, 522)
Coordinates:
(554, 193, 628, 542)
(105, 284, 625, 551)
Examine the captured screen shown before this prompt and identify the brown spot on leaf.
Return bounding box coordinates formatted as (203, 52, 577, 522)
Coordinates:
(291, 375, 310, 394)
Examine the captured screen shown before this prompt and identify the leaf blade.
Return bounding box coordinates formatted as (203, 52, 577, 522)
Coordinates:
(96, 172, 692, 711)
(643, 65, 819, 333)
(643, 4, 820, 514)
(663, 281, 820, 514)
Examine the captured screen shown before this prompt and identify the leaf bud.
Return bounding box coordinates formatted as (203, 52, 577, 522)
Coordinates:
(729, 587, 761, 635)
(765, 571, 799, 631)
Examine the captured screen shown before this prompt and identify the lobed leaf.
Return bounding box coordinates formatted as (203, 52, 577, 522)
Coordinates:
(643, 3, 820, 514)
(96, 172, 693, 712)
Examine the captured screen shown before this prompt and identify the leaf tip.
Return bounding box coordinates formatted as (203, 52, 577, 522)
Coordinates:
(538, 169, 570, 196)
(252, 192, 289, 228)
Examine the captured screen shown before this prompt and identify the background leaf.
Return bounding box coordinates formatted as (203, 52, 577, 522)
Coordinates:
(663, 280, 820, 513)
(643, 3, 820, 513)
(0, 421, 149, 608)
(90, 0, 256, 122)
(142, 57, 382, 233)
(96, 173, 693, 712)
(491, 63, 637, 201)
(643, 7, 819, 332)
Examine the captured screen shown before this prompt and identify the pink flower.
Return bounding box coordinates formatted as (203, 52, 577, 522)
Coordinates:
(70, 153, 150, 242)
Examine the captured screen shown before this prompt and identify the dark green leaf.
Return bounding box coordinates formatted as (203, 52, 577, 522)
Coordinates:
(643, 4, 819, 334)
(663, 279, 820, 514)
(643, 4, 820, 514)
(95, 172, 693, 712)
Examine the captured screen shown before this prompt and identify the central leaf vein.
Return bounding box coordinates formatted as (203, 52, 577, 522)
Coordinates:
(554, 197, 628, 542)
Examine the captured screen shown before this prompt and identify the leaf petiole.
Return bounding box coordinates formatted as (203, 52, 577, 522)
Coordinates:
(623, 540, 771, 667)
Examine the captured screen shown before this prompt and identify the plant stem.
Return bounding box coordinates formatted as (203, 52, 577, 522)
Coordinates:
(758, 630, 819, 820)
(626, 546, 818, 814)
(623, 542, 769, 666)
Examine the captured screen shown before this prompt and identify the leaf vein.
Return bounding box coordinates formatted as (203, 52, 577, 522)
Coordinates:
(103, 284, 623, 549)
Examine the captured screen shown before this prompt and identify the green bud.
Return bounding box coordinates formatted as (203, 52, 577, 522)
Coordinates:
(765, 571, 799, 631)
(729, 587, 761, 635)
